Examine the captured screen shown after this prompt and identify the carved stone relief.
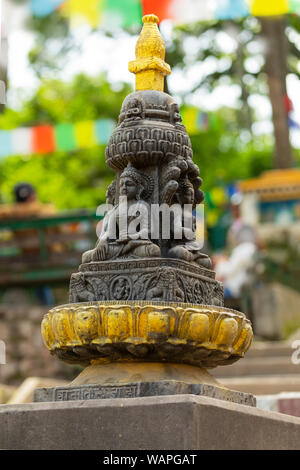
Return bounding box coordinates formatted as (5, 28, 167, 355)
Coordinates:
(71, 89, 218, 307)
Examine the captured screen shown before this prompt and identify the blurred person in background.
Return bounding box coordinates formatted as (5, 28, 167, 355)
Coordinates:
(10, 183, 55, 219)
(213, 193, 260, 319)
(215, 225, 258, 300)
(0, 183, 57, 306)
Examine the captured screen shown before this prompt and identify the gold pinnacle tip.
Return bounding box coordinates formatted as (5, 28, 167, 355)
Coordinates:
(128, 13, 171, 92)
(142, 14, 159, 24)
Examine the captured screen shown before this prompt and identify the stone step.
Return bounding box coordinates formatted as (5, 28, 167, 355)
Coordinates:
(212, 355, 298, 378)
(218, 375, 300, 396)
(245, 341, 294, 358)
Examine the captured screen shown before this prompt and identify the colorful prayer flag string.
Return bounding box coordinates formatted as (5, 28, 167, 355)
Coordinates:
(0, 110, 215, 159)
(30, 0, 300, 26)
(0, 118, 116, 159)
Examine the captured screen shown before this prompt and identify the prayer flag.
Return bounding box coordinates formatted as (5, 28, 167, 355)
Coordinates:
(75, 120, 97, 148)
(250, 0, 289, 16)
(141, 0, 174, 21)
(104, 0, 142, 28)
(215, 0, 250, 20)
(32, 125, 56, 154)
(55, 123, 76, 151)
(30, 0, 300, 25)
(62, 0, 102, 28)
(288, 116, 300, 129)
(0, 131, 13, 157)
(289, 0, 300, 12)
(197, 112, 209, 131)
(95, 119, 115, 144)
(170, 0, 216, 23)
(11, 128, 33, 155)
(182, 107, 198, 134)
(30, 0, 65, 17)
(209, 113, 218, 131)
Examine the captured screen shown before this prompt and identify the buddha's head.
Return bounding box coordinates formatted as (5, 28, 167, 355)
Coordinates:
(177, 179, 195, 206)
(120, 164, 146, 201)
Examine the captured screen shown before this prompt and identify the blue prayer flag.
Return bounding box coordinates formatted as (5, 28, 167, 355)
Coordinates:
(31, 0, 65, 18)
(215, 0, 250, 20)
(95, 119, 115, 144)
(0, 131, 13, 158)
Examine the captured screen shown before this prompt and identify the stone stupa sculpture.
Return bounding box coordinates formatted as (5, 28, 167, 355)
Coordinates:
(36, 15, 254, 405)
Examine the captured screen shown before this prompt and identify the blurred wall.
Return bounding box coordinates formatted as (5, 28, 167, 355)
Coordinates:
(0, 305, 79, 385)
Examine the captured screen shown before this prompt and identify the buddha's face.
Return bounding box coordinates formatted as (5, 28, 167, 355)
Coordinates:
(180, 187, 194, 205)
(120, 177, 138, 200)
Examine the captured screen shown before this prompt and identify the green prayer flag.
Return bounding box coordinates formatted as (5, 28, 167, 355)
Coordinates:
(209, 114, 218, 131)
(104, 0, 142, 28)
(289, 0, 300, 11)
(55, 123, 76, 151)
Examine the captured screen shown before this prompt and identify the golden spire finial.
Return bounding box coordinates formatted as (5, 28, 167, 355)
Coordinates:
(128, 14, 171, 92)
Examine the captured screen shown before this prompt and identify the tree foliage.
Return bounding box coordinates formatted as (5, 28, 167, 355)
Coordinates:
(0, 74, 132, 208)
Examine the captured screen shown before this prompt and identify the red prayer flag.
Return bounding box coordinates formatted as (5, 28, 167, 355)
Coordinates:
(283, 94, 293, 113)
(141, 0, 174, 22)
(32, 125, 56, 154)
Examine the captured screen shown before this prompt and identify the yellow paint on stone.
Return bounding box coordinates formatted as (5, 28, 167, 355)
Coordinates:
(41, 302, 253, 366)
(186, 313, 210, 343)
(128, 14, 171, 92)
(215, 318, 239, 348)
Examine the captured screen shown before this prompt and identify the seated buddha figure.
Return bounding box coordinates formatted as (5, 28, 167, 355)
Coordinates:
(168, 178, 212, 269)
(82, 164, 160, 263)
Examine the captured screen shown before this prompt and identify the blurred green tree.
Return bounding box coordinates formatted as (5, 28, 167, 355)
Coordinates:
(0, 73, 132, 208)
(165, 15, 300, 169)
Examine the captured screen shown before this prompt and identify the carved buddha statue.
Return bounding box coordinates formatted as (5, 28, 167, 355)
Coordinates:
(82, 164, 160, 263)
(168, 178, 212, 269)
(73, 13, 219, 306)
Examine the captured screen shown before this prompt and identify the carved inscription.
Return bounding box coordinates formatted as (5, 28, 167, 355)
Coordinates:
(54, 384, 139, 401)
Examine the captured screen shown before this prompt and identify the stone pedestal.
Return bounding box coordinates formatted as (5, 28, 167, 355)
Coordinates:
(1, 395, 300, 449)
(33, 362, 255, 406)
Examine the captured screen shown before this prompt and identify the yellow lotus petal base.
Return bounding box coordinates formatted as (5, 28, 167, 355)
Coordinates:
(41, 301, 253, 369)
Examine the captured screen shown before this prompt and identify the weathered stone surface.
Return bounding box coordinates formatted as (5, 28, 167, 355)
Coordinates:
(34, 361, 255, 406)
(34, 380, 255, 406)
(70, 362, 220, 386)
(1, 395, 300, 450)
(71, 86, 213, 305)
(70, 258, 223, 305)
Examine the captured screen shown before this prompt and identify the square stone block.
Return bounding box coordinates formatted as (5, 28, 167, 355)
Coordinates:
(1, 395, 300, 450)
